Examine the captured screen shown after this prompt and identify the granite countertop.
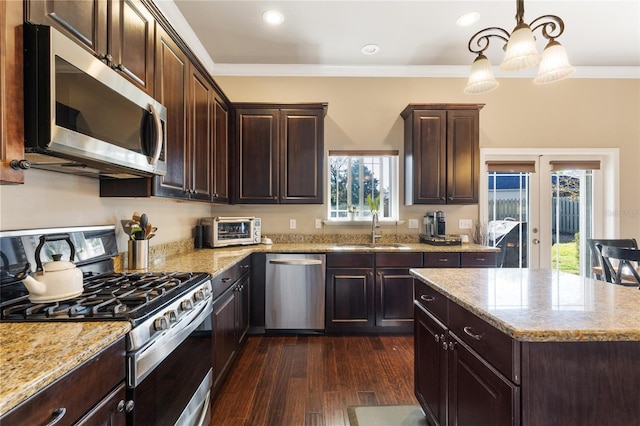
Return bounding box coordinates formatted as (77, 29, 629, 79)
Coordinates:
(410, 268, 640, 343)
(147, 242, 498, 278)
(0, 321, 131, 416)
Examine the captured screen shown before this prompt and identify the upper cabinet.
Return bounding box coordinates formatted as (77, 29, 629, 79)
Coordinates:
(212, 96, 230, 203)
(27, 0, 155, 95)
(402, 104, 484, 205)
(232, 103, 328, 204)
(0, 0, 26, 184)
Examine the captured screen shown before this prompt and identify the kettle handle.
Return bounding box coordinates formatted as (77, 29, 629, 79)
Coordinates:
(34, 233, 76, 272)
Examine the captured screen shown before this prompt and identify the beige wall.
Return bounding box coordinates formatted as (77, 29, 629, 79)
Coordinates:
(1, 76, 638, 250)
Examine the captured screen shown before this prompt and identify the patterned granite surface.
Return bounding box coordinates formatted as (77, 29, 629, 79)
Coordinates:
(0, 321, 130, 416)
(411, 268, 640, 342)
(143, 242, 498, 277)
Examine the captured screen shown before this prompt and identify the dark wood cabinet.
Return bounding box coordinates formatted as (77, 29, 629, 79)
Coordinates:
(211, 258, 250, 393)
(232, 103, 327, 204)
(0, 338, 128, 425)
(326, 252, 421, 333)
(423, 251, 497, 268)
(414, 286, 518, 426)
(27, 0, 154, 94)
(375, 253, 422, 332)
(326, 253, 375, 332)
(186, 64, 213, 201)
(0, 0, 25, 184)
(212, 95, 230, 203)
(402, 104, 484, 205)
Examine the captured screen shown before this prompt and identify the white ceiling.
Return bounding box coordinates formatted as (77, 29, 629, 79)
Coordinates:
(156, 0, 640, 79)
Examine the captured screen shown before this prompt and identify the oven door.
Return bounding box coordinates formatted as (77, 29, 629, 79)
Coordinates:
(128, 301, 213, 425)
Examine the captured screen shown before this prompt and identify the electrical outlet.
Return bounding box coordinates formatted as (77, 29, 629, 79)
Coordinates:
(315, 219, 322, 229)
(289, 219, 297, 229)
(408, 219, 419, 229)
(459, 219, 473, 230)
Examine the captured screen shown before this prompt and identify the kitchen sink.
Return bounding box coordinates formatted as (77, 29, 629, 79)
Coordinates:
(329, 243, 411, 250)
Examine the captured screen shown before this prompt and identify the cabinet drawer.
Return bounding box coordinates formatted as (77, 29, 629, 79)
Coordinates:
(460, 252, 497, 267)
(414, 280, 447, 324)
(423, 252, 460, 268)
(1, 338, 125, 425)
(212, 263, 240, 299)
(448, 300, 519, 383)
(326, 253, 374, 268)
(376, 252, 422, 268)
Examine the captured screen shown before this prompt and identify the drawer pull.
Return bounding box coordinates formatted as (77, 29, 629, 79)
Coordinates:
(420, 295, 435, 302)
(475, 258, 486, 261)
(45, 408, 66, 426)
(437, 258, 449, 262)
(463, 326, 483, 341)
(221, 277, 231, 283)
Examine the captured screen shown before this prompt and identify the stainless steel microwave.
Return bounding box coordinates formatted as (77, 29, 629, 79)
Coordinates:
(201, 217, 262, 248)
(23, 24, 167, 178)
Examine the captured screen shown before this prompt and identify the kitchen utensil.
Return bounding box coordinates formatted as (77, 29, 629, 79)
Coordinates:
(16, 233, 83, 302)
(139, 214, 148, 237)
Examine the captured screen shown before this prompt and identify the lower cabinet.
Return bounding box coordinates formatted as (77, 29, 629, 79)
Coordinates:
(414, 301, 519, 426)
(211, 257, 250, 393)
(326, 252, 422, 333)
(0, 338, 128, 425)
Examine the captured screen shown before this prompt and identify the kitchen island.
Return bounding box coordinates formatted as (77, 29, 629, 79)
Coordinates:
(410, 268, 640, 426)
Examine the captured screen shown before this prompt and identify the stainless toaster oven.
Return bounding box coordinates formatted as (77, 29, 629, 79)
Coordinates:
(200, 217, 261, 248)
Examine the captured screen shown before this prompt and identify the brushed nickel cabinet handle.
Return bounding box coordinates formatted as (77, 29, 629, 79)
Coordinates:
(463, 326, 482, 340)
(45, 408, 66, 426)
(420, 295, 435, 302)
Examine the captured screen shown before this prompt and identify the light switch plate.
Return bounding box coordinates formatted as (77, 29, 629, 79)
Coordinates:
(289, 219, 297, 229)
(315, 219, 322, 229)
(408, 219, 419, 229)
(459, 219, 473, 230)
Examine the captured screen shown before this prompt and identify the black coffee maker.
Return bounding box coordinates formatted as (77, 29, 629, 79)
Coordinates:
(425, 211, 446, 237)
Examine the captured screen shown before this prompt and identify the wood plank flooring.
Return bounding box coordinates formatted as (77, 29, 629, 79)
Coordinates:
(210, 334, 417, 426)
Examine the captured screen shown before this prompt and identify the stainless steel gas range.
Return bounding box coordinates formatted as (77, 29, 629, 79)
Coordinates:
(0, 225, 213, 425)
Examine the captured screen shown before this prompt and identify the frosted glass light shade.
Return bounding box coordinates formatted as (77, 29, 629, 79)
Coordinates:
(534, 40, 576, 84)
(500, 23, 540, 71)
(464, 54, 499, 94)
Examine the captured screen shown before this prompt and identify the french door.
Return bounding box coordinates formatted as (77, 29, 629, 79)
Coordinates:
(481, 150, 615, 276)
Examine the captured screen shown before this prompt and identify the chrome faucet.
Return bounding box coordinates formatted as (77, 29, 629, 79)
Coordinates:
(371, 212, 382, 244)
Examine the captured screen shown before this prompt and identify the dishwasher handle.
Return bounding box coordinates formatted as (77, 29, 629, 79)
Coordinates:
(268, 259, 324, 266)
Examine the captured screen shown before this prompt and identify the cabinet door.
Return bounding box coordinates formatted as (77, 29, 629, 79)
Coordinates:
(376, 268, 415, 330)
(75, 382, 127, 426)
(235, 273, 250, 346)
(26, 0, 108, 55)
(153, 26, 188, 198)
(212, 95, 229, 203)
(0, 0, 25, 184)
(279, 109, 324, 204)
(407, 110, 447, 204)
(109, 0, 154, 94)
(414, 303, 447, 426)
(235, 109, 279, 203)
(213, 287, 237, 391)
(448, 334, 519, 426)
(446, 109, 480, 204)
(326, 268, 375, 331)
(187, 65, 212, 201)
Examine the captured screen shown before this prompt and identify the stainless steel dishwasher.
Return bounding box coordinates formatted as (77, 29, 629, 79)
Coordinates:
(265, 253, 326, 332)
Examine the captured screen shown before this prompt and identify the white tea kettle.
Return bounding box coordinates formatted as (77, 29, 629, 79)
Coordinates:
(17, 234, 84, 303)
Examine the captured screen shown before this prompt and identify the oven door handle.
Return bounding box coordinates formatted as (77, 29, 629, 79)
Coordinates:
(128, 298, 213, 387)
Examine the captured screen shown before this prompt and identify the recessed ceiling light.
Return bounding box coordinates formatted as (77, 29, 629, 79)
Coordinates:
(456, 11, 480, 27)
(263, 10, 284, 25)
(361, 44, 380, 55)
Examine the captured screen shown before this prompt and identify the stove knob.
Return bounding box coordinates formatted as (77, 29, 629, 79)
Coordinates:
(181, 299, 194, 311)
(165, 310, 178, 324)
(154, 316, 168, 331)
(193, 289, 205, 302)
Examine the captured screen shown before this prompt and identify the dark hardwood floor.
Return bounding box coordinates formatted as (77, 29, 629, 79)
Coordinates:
(210, 334, 417, 426)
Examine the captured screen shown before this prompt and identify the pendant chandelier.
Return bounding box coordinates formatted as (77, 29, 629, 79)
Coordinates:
(464, 0, 575, 94)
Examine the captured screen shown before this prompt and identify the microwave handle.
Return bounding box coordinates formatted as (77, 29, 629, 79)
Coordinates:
(148, 104, 163, 166)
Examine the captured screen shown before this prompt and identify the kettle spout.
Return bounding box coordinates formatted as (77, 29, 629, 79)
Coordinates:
(16, 263, 46, 295)
(21, 275, 47, 295)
